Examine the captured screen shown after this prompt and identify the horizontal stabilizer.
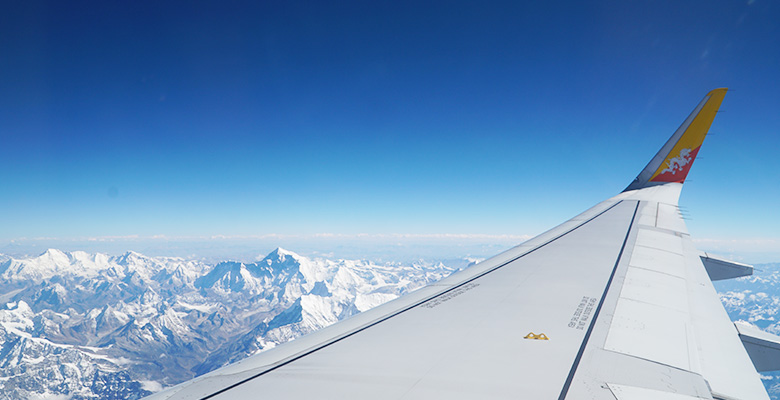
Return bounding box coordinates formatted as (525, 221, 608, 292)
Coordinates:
(700, 252, 753, 281)
(736, 323, 780, 372)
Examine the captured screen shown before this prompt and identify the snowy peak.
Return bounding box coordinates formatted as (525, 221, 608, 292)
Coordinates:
(1, 249, 118, 283)
(195, 261, 259, 293)
(40, 248, 70, 262)
(255, 247, 331, 285)
(266, 247, 300, 260)
(0, 250, 72, 282)
(113, 251, 162, 276)
(256, 247, 303, 273)
(115, 250, 146, 265)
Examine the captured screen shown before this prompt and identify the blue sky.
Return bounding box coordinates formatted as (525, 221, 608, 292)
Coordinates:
(1, 1, 779, 262)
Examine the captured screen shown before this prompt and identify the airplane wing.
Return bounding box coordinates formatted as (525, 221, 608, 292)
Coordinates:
(146, 88, 774, 400)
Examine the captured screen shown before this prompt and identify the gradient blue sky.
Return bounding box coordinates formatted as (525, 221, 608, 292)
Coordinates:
(1, 1, 779, 262)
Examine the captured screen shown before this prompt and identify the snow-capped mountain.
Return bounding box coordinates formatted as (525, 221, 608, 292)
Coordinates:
(0, 248, 464, 399)
(0, 300, 151, 400)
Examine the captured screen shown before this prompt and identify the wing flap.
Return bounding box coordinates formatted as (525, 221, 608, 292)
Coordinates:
(700, 253, 754, 281)
(607, 383, 712, 400)
(603, 226, 695, 371)
(605, 297, 694, 370)
(736, 322, 780, 372)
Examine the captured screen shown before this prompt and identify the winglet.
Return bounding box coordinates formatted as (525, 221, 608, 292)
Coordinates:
(624, 88, 727, 192)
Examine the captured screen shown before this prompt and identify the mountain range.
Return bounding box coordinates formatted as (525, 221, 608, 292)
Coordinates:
(0, 248, 466, 399)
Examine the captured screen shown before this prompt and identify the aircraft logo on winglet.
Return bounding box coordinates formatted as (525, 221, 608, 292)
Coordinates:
(660, 148, 693, 176)
(649, 146, 701, 183)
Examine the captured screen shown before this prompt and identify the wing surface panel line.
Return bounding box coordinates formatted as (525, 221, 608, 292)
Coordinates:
(558, 200, 640, 400)
(601, 348, 711, 375)
(197, 201, 628, 400)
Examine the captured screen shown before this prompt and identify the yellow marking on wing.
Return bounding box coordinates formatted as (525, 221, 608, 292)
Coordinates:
(524, 332, 549, 340)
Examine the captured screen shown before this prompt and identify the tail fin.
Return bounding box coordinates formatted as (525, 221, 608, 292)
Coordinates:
(624, 88, 728, 192)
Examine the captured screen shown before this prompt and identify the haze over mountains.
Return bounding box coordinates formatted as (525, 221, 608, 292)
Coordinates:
(0, 249, 778, 399)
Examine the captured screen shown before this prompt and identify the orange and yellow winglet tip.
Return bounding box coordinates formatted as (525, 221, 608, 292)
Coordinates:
(708, 87, 729, 96)
(648, 88, 728, 183)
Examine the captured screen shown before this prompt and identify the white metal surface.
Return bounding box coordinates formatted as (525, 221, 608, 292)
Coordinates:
(151, 200, 638, 399)
(143, 90, 771, 400)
